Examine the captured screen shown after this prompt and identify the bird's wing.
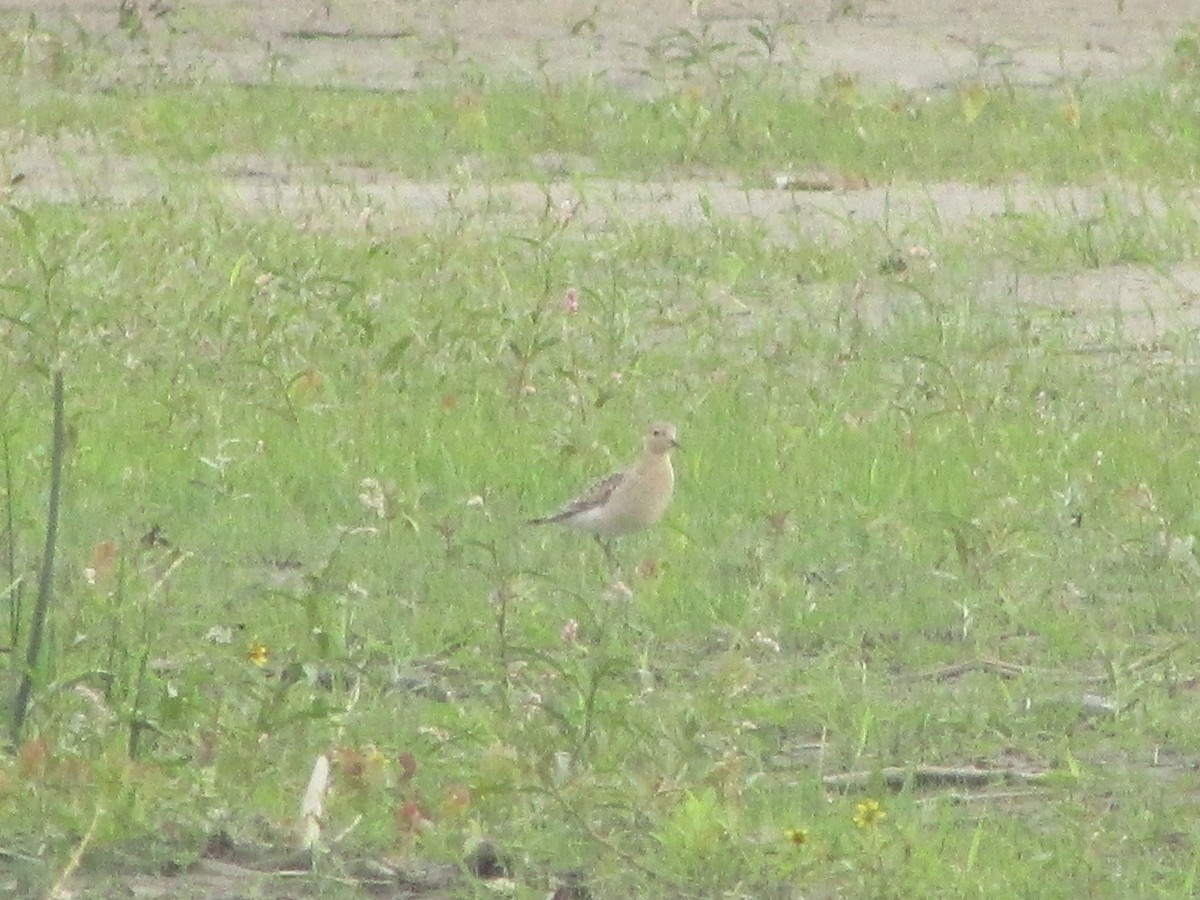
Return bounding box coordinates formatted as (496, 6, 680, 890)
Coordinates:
(533, 469, 625, 524)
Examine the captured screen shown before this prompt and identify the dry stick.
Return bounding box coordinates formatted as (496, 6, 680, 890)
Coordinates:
(128, 543, 191, 759)
(298, 753, 331, 851)
(47, 802, 102, 900)
(916, 790, 1046, 806)
(822, 765, 1051, 792)
(919, 657, 1025, 681)
(9, 368, 64, 749)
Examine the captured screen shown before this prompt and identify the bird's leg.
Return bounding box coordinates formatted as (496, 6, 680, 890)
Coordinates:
(593, 535, 618, 567)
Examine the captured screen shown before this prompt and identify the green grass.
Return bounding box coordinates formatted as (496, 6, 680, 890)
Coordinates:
(3, 76, 1198, 183)
(2, 17, 1200, 900)
(2, 19, 1200, 184)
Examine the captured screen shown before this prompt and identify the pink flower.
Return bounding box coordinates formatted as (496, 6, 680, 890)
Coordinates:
(564, 289, 579, 314)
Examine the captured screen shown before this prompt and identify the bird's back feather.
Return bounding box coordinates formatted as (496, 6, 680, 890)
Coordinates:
(528, 470, 625, 525)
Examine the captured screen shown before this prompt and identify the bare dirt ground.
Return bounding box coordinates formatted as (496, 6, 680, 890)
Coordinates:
(21, 0, 1200, 91)
(10, 0, 1200, 354)
(3, 1, 1200, 896)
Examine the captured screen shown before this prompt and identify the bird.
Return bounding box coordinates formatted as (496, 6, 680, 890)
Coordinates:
(528, 422, 679, 561)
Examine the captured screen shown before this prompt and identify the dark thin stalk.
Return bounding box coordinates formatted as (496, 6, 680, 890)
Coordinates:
(3, 431, 17, 648)
(9, 369, 64, 748)
(127, 648, 150, 760)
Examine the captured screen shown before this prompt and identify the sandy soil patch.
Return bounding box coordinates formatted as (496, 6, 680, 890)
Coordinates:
(17, 0, 1199, 91)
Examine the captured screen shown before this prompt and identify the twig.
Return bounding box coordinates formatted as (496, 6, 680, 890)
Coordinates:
(299, 753, 331, 850)
(147, 550, 192, 601)
(822, 764, 1051, 792)
(916, 789, 1046, 805)
(282, 29, 413, 41)
(918, 657, 1024, 681)
(47, 803, 102, 899)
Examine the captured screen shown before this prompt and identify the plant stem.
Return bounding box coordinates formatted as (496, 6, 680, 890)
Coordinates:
(2, 430, 17, 649)
(9, 368, 65, 749)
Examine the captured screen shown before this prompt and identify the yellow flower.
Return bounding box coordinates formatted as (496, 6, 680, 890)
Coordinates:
(248, 642, 269, 666)
(852, 798, 886, 828)
(784, 827, 809, 847)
